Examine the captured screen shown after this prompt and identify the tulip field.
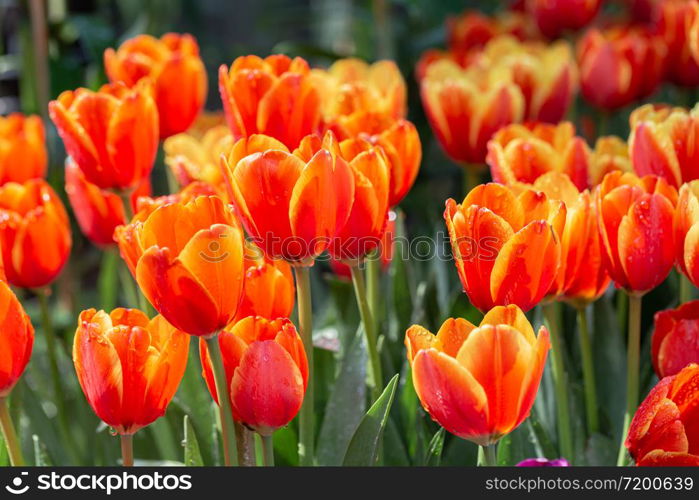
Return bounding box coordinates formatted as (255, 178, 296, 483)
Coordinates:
(1, 0, 699, 470)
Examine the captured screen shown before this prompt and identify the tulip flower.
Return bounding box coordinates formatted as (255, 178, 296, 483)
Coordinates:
(487, 122, 591, 192)
(311, 58, 406, 122)
(0, 179, 71, 289)
(657, 0, 699, 86)
(222, 131, 354, 265)
(596, 171, 677, 293)
(114, 195, 245, 336)
(199, 316, 308, 437)
(527, 0, 601, 39)
(219, 54, 321, 149)
(0, 279, 34, 466)
(652, 301, 699, 378)
(329, 112, 421, 207)
(405, 305, 550, 460)
(163, 125, 232, 191)
(625, 363, 699, 466)
(629, 103, 699, 188)
(73, 308, 189, 465)
(421, 59, 524, 166)
(49, 80, 159, 191)
(65, 159, 149, 247)
(577, 27, 666, 111)
(444, 183, 565, 312)
(446, 10, 539, 58)
(104, 33, 207, 138)
(590, 135, 632, 186)
(0, 113, 47, 184)
(675, 181, 699, 288)
(130, 181, 219, 224)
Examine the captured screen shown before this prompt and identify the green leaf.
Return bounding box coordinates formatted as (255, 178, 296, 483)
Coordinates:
(33, 435, 52, 466)
(183, 415, 204, 466)
(422, 428, 445, 466)
(342, 375, 399, 466)
(98, 250, 119, 311)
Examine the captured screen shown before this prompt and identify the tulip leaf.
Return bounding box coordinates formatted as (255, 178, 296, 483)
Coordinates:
(422, 428, 445, 466)
(342, 374, 399, 466)
(183, 415, 204, 466)
(98, 250, 119, 311)
(33, 435, 52, 466)
(0, 435, 8, 466)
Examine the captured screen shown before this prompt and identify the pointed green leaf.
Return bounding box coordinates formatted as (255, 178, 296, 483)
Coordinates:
(183, 415, 204, 466)
(32, 435, 52, 466)
(422, 428, 445, 466)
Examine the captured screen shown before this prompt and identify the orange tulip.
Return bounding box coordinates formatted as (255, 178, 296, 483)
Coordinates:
(114, 195, 245, 336)
(222, 131, 354, 265)
(674, 181, 699, 286)
(65, 159, 150, 247)
(199, 316, 308, 435)
(163, 125, 232, 191)
(130, 181, 220, 224)
(405, 305, 550, 445)
(0, 113, 47, 184)
(234, 245, 295, 322)
(311, 58, 406, 122)
(577, 26, 666, 111)
(589, 135, 633, 186)
(595, 171, 677, 293)
(421, 59, 524, 165)
(104, 33, 207, 138)
(447, 10, 538, 56)
(522, 172, 611, 305)
(73, 308, 189, 435)
(0, 179, 71, 289)
(487, 122, 591, 191)
(444, 183, 565, 312)
(329, 112, 421, 207)
(218, 54, 321, 150)
(629, 104, 699, 188)
(527, 0, 601, 39)
(0, 280, 34, 398)
(657, 0, 699, 86)
(49, 80, 159, 191)
(625, 363, 699, 466)
(652, 301, 699, 378)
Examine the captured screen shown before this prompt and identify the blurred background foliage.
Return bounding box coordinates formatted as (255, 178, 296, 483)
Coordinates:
(0, 0, 682, 466)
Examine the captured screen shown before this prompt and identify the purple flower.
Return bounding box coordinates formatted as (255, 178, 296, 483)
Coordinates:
(516, 458, 570, 467)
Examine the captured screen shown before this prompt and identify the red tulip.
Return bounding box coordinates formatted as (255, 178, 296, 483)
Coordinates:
(528, 0, 601, 39)
(0, 279, 34, 397)
(652, 301, 699, 378)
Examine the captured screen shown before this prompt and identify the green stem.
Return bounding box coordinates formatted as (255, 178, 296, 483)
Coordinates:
(462, 167, 481, 199)
(616, 291, 628, 340)
(350, 265, 383, 402)
(478, 443, 498, 466)
(120, 434, 134, 467)
(577, 307, 599, 434)
(366, 252, 380, 330)
(617, 293, 642, 466)
(679, 272, 693, 304)
(293, 266, 314, 466)
(234, 422, 256, 466)
(371, 0, 393, 59)
(542, 302, 574, 461)
(205, 335, 238, 466)
(261, 434, 274, 467)
(0, 398, 24, 466)
(99, 250, 119, 311)
(37, 291, 68, 422)
(118, 191, 134, 222)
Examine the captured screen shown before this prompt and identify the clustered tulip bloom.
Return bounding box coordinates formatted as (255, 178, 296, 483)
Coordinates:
(222, 131, 354, 265)
(405, 305, 550, 446)
(577, 26, 666, 111)
(629, 104, 699, 188)
(49, 80, 159, 191)
(0, 113, 47, 184)
(73, 308, 189, 435)
(219, 54, 321, 150)
(0, 279, 34, 398)
(675, 180, 699, 287)
(0, 179, 72, 289)
(105, 33, 208, 138)
(595, 171, 677, 293)
(652, 301, 699, 378)
(199, 316, 308, 436)
(444, 183, 564, 312)
(487, 122, 591, 191)
(589, 135, 633, 186)
(657, 0, 699, 86)
(446, 9, 536, 57)
(625, 363, 699, 466)
(65, 159, 150, 247)
(527, 0, 601, 39)
(163, 125, 231, 191)
(115, 195, 245, 336)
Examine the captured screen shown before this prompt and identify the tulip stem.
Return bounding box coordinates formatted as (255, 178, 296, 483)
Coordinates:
(366, 252, 380, 331)
(577, 306, 599, 434)
(234, 422, 256, 466)
(0, 398, 24, 466)
(617, 293, 642, 466)
(205, 335, 239, 466)
(542, 302, 574, 462)
(462, 167, 481, 198)
(679, 272, 693, 304)
(478, 444, 498, 466)
(120, 434, 134, 466)
(118, 191, 134, 222)
(293, 266, 314, 466)
(261, 434, 274, 466)
(350, 265, 383, 402)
